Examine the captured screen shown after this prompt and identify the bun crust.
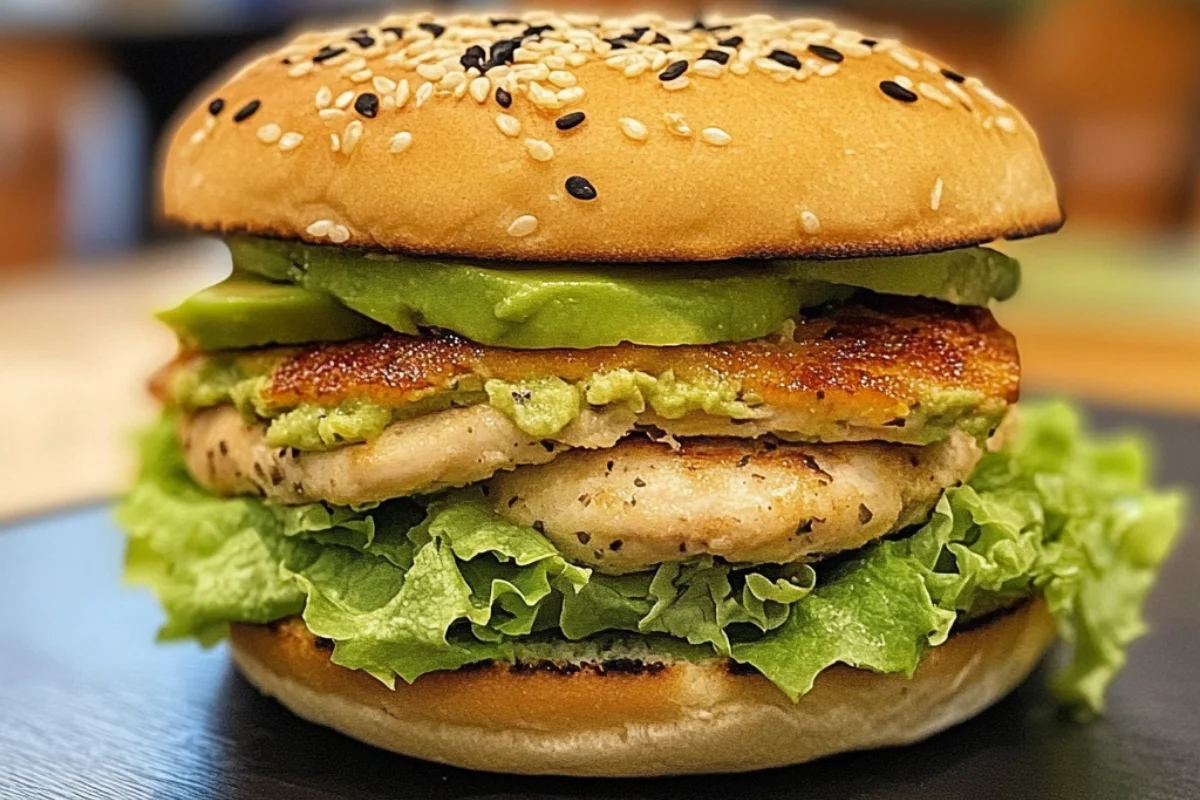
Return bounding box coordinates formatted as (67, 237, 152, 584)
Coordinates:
(229, 598, 1055, 776)
(163, 12, 1062, 262)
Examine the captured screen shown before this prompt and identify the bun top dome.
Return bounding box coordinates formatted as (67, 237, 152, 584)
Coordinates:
(162, 10, 1063, 262)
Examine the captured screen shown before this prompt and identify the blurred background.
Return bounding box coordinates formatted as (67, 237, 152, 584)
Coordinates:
(1, 0, 1198, 519)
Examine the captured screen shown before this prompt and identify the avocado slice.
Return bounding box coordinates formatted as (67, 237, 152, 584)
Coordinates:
(158, 271, 385, 351)
(779, 248, 1020, 306)
(228, 237, 853, 350)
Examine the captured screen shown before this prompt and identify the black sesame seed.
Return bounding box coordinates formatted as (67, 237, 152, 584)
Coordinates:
(524, 24, 554, 38)
(382, 26, 404, 38)
(312, 45, 346, 63)
(349, 33, 375, 48)
(658, 60, 688, 81)
(941, 67, 966, 83)
(461, 44, 485, 70)
(354, 93, 379, 118)
(418, 22, 445, 38)
(688, 20, 707, 31)
(555, 111, 586, 131)
(604, 37, 628, 50)
(701, 48, 730, 65)
(707, 24, 731, 32)
(767, 49, 802, 69)
(627, 26, 649, 41)
(879, 80, 919, 103)
(495, 87, 512, 108)
(808, 44, 844, 63)
(652, 32, 671, 46)
(490, 17, 520, 26)
(717, 35, 743, 48)
(208, 98, 225, 116)
(860, 38, 878, 47)
(486, 38, 519, 69)
(232, 100, 261, 123)
(565, 175, 597, 201)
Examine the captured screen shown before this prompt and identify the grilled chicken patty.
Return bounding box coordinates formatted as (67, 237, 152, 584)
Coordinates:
(491, 431, 983, 573)
(159, 297, 1019, 447)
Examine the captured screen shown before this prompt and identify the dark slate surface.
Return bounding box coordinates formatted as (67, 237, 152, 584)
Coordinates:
(1, 404, 1197, 800)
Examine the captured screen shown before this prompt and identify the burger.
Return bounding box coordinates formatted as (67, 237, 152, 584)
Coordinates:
(120, 10, 1184, 776)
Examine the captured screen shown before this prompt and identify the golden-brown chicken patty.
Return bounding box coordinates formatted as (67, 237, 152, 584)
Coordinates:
(490, 431, 983, 573)
(158, 297, 1019, 448)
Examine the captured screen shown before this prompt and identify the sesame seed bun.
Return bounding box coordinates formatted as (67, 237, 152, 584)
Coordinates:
(228, 598, 1055, 776)
(162, 11, 1063, 262)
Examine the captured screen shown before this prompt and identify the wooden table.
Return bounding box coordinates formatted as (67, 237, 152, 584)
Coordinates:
(1, 233, 1196, 521)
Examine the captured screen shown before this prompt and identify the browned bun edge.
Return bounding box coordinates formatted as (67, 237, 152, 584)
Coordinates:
(229, 598, 1055, 776)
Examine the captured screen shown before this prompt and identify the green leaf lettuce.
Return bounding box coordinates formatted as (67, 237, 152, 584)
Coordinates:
(119, 402, 1184, 712)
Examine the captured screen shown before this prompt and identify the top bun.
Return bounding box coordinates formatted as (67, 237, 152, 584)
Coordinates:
(162, 11, 1063, 262)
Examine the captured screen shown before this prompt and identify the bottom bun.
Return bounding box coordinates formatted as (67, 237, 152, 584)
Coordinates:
(229, 598, 1055, 776)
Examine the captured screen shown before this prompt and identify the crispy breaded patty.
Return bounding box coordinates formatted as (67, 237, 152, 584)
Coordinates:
(490, 431, 983, 573)
(158, 297, 1019, 446)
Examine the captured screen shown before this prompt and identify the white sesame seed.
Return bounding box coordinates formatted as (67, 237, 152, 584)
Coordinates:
(995, 116, 1017, 133)
(307, 219, 333, 237)
(342, 120, 363, 154)
(507, 214, 538, 237)
(335, 90, 355, 109)
(918, 82, 954, 108)
(662, 76, 690, 91)
(894, 75, 914, 90)
(701, 127, 732, 146)
(945, 80, 973, 107)
(818, 63, 839, 77)
(524, 138, 554, 161)
(930, 178, 944, 211)
(623, 59, 649, 78)
(889, 48, 920, 70)
(278, 132, 304, 151)
(372, 75, 397, 94)
(340, 57, 367, 75)
(567, 52, 587, 67)
(693, 59, 723, 78)
(288, 61, 314, 78)
(417, 63, 445, 81)
(328, 224, 351, 244)
(841, 42, 872, 58)
(664, 112, 692, 137)
(649, 51, 668, 71)
(496, 113, 521, 137)
(514, 47, 538, 63)
(557, 86, 585, 104)
(329, 133, 340, 152)
(441, 71, 466, 90)
(318, 108, 346, 121)
(315, 86, 333, 109)
(415, 81, 434, 107)
(730, 61, 749, 76)
(800, 210, 821, 234)
(189, 128, 207, 146)
(619, 117, 648, 141)
(543, 55, 567, 70)
(976, 85, 1008, 109)
(388, 131, 413, 153)
(256, 123, 282, 144)
(396, 79, 411, 108)
(469, 76, 490, 104)
(755, 57, 792, 74)
(548, 70, 577, 88)
(528, 82, 562, 109)
(350, 69, 373, 84)
(381, 95, 396, 110)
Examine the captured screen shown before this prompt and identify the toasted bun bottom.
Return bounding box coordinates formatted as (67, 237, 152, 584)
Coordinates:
(229, 598, 1054, 776)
